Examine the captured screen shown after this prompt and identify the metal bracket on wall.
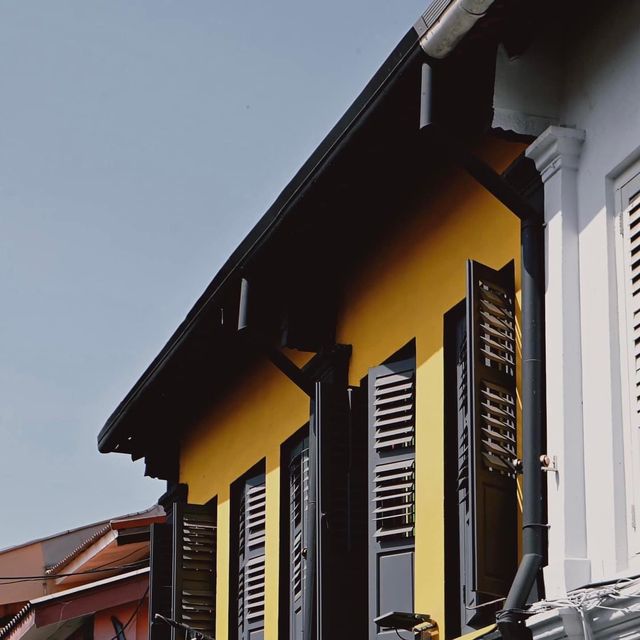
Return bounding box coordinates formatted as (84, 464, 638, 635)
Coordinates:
(237, 277, 315, 396)
(540, 454, 558, 474)
(419, 63, 542, 223)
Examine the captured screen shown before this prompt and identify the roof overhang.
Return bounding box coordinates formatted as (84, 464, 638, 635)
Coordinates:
(45, 506, 163, 587)
(97, 0, 541, 479)
(1, 570, 149, 640)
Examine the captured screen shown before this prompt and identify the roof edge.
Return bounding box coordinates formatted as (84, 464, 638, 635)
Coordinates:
(98, 27, 423, 455)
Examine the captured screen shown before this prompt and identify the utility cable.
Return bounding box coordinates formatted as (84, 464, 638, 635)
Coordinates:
(103, 587, 149, 640)
(155, 613, 216, 640)
(0, 560, 147, 584)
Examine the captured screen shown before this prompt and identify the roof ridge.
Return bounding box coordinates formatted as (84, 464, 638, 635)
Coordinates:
(44, 523, 112, 576)
(0, 603, 33, 640)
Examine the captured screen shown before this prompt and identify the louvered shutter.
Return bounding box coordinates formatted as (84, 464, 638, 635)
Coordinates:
(238, 472, 266, 640)
(149, 522, 173, 640)
(619, 172, 640, 555)
(288, 438, 309, 640)
(621, 174, 640, 426)
(465, 260, 518, 599)
(171, 503, 217, 640)
(368, 359, 416, 640)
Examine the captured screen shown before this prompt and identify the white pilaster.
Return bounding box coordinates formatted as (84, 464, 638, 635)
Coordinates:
(526, 126, 590, 596)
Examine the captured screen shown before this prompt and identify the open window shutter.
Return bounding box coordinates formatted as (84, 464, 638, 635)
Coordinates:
(619, 172, 640, 556)
(238, 473, 266, 640)
(149, 522, 173, 640)
(621, 173, 640, 431)
(288, 438, 309, 640)
(367, 359, 416, 640)
(171, 503, 217, 640)
(466, 260, 518, 599)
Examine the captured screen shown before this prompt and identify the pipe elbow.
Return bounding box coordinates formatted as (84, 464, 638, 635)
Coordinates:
(419, 0, 496, 59)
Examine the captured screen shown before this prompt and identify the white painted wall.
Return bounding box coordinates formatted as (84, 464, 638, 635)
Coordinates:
(493, 2, 640, 595)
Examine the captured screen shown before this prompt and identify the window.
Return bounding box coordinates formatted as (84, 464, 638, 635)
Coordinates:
(149, 501, 217, 640)
(232, 464, 266, 640)
(279, 428, 310, 640)
(367, 356, 416, 640)
(615, 169, 640, 561)
(444, 260, 518, 635)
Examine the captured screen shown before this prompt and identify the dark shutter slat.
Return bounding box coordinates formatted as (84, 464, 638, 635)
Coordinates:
(288, 436, 309, 640)
(238, 472, 266, 640)
(368, 358, 416, 639)
(466, 260, 518, 599)
(172, 503, 217, 640)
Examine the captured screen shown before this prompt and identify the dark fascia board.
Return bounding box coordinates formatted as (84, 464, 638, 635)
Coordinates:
(98, 28, 423, 454)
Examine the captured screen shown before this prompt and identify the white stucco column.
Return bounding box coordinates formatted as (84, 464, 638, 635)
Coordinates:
(526, 126, 590, 596)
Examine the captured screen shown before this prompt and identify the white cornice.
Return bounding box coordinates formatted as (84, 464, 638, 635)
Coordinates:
(526, 126, 586, 182)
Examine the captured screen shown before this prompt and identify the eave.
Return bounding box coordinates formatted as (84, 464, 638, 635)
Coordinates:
(97, 0, 537, 478)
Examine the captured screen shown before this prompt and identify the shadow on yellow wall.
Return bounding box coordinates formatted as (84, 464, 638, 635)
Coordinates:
(180, 137, 526, 640)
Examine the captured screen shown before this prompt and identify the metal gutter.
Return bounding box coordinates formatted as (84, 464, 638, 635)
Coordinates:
(414, 0, 497, 59)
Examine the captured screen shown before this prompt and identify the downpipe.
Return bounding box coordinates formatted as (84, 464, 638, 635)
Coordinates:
(419, 61, 547, 640)
(497, 216, 545, 640)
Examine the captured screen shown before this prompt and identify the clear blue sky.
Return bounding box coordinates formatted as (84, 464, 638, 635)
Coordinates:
(0, 0, 427, 549)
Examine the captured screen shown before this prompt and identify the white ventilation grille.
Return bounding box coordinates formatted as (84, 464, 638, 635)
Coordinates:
(373, 369, 415, 451)
(373, 458, 415, 539)
(478, 279, 516, 377)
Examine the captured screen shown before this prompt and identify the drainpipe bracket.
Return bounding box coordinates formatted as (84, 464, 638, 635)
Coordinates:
(540, 454, 558, 473)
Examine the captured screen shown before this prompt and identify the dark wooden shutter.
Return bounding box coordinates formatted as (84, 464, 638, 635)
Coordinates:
(288, 437, 309, 640)
(238, 472, 266, 640)
(466, 260, 518, 600)
(149, 522, 173, 640)
(171, 503, 217, 640)
(313, 358, 352, 640)
(367, 359, 416, 640)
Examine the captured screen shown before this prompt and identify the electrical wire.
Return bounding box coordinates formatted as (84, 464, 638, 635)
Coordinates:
(0, 560, 147, 585)
(155, 614, 215, 640)
(103, 586, 149, 640)
(57, 545, 147, 574)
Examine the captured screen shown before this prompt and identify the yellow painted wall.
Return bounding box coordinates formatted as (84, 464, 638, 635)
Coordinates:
(179, 137, 525, 640)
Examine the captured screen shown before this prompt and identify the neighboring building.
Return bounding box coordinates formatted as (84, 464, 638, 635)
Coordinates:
(0, 507, 163, 640)
(96, 1, 640, 639)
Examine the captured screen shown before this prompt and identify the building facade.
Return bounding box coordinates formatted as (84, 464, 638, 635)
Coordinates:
(98, 1, 640, 639)
(0, 508, 163, 640)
